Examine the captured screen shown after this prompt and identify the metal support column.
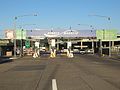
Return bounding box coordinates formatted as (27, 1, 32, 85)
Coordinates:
(109, 41, 111, 57)
(81, 41, 83, 49)
(92, 40, 94, 54)
(57, 39, 59, 51)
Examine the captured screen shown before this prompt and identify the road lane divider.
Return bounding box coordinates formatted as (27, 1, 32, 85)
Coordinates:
(52, 79, 58, 90)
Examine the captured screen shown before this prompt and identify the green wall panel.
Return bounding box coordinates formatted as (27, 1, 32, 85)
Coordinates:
(16, 29, 26, 39)
(96, 29, 117, 40)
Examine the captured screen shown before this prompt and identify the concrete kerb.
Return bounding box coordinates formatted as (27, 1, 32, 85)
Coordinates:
(9, 56, 22, 60)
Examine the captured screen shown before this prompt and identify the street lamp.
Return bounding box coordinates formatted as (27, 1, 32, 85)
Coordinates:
(78, 24, 93, 29)
(13, 14, 37, 58)
(19, 24, 36, 29)
(89, 14, 111, 57)
(78, 24, 95, 54)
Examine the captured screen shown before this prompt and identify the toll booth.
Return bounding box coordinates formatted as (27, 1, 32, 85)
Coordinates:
(102, 47, 109, 56)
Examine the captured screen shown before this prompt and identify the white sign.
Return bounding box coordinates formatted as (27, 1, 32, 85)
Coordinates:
(67, 42, 72, 48)
(44, 31, 60, 37)
(35, 42, 39, 48)
(31, 36, 45, 39)
(51, 39, 55, 47)
(63, 30, 79, 35)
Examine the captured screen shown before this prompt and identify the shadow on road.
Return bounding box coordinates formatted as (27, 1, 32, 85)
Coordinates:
(0, 56, 13, 64)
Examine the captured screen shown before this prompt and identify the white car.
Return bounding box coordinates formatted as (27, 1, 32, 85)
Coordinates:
(86, 49, 94, 54)
(79, 49, 86, 54)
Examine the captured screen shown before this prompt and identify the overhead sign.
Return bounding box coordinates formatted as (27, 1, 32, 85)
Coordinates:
(31, 36, 45, 39)
(27, 29, 98, 38)
(63, 30, 79, 35)
(44, 31, 60, 37)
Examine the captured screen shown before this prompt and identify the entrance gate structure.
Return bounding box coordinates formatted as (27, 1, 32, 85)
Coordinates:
(26, 29, 97, 57)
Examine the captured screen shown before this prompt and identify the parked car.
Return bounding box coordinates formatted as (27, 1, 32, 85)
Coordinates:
(79, 49, 86, 54)
(86, 49, 94, 54)
(73, 49, 80, 54)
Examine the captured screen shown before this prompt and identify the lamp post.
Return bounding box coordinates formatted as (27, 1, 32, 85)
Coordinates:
(89, 14, 111, 57)
(90, 29, 95, 55)
(78, 24, 94, 50)
(13, 14, 37, 58)
(13, 17, 17, 58)
(19, 24, 36, 29)
(20, 29, 23, 56)
(19, 24, 36, 57)
(78, 24, 93, 28)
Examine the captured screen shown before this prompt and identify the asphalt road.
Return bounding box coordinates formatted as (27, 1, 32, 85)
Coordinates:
(0, 54, 120, 90)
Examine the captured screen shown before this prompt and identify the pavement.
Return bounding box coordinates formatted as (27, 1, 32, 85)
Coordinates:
(0, 54, 120, 90)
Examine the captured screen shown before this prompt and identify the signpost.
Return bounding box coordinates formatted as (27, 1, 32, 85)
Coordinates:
(25, 40, 30, 48)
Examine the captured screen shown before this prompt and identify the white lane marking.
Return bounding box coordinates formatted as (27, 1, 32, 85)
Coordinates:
(52, 79, 58, 90)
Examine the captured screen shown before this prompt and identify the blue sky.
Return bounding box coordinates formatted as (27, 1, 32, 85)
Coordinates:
(0, 0, 120, 31)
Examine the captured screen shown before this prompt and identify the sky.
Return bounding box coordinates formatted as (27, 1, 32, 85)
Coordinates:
(0, 0, 120, 32)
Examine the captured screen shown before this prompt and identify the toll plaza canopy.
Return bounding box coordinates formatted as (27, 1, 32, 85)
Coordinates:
(26, 29, 96, 38)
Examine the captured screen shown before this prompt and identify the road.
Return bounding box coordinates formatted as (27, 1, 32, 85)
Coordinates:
(0, 54, 120, 90)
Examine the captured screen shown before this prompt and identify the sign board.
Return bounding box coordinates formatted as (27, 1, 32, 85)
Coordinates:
(31, 36, 45, 39)
(5, 30, 14, 39)
(25, 40, 30, 48)
(35, 42, 39, 48)
(63, 30, 79, 35)
(67, 42, 72, 48)
(44, 31, 60, 37)
(51, 39, 55, 47)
